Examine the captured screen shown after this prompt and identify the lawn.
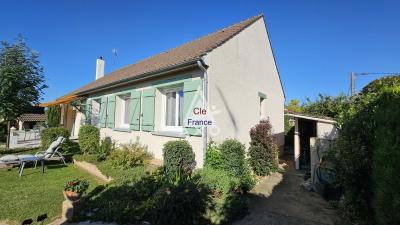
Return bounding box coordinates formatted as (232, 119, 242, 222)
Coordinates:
(0, 163, 103, 224)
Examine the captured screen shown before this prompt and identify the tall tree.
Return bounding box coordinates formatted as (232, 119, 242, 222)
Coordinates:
(0, 36, 47, 147)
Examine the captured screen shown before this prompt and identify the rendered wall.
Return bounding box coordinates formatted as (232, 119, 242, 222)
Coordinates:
(204, 18, 285, 149)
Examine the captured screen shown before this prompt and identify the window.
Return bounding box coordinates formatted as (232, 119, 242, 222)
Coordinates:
(91, 99, 101, 127)
(119, 95, 130, 128)
(162, 87, 183, 132)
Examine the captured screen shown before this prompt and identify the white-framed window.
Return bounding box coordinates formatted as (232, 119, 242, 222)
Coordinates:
(119, 94, 130, 128)
(161, 87, 184, 132)
(91, 99, 101, 127)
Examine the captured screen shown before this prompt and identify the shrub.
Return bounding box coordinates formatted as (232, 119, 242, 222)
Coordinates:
(204, 141, 223, 170)
(219, 139, 246, 178)
(108, 139, 151, 169)
(163, 140, 196, 181)
(196, 167, 240, 198)
(331, 76, 400, 225)
(46, 105, 61, 127)
(248, 119, 279, 176)
(78, 125, 100, 154)
(219, 139, 256, 192)
(151, 179, 211, 225)
(96, 137, 114, 161)
(40, 127, 70, 150)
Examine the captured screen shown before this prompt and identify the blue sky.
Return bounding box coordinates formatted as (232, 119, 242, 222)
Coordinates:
(1, 0, 399, 103)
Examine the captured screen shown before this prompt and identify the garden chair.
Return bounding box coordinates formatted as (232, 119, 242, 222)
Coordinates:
(0, 136, 66, 176)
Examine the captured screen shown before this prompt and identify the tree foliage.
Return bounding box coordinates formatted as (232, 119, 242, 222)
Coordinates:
(0, 36, 47, 121)
(303, 93, 350, 121)
(46, 105, 61, 127)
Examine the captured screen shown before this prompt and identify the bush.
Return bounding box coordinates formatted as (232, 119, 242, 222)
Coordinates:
(40, 127, 70, 150)
(46, 105, 61, 127)
(151, 179, 211, 225)
(331, 76, 400, 225)
(108, 140, 151, 169)
(78, 125, 100, 154)
(163, 140, 196, 181)
(196, 167, 240, 198)
(204, 141, 223, 170)
(96, 137, 114, 161)
(219, 139, 256, 192)
(248, 119, 279, 176)
(219, 139, 246, 178)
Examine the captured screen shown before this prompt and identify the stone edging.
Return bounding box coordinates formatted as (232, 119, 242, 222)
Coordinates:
(73, 159, 113, 182)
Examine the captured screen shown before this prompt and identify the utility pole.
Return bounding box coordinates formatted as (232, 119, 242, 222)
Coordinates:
(351, 72, 355, 96)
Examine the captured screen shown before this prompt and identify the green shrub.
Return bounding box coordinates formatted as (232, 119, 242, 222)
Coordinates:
(219, 139, 256, 192)
(372, 90, 400, 225)
(248, 119, 279, 176)
(40, 127, 70, 150)
(96, 137, 114, 161)
(196, 167, 240, 197)
(204, 141, 223, 170)
(46, 105, 61, 127)
(108, 140, 151, 169)
(163, 140, 196, 181)
(331, 76, 400, 225)
(151, 179, 211, 225)
(78, 125, 100, 154)
(219, 139, 246, 177)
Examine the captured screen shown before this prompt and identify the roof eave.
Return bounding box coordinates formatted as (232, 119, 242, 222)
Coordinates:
(69, 59, 200, 97)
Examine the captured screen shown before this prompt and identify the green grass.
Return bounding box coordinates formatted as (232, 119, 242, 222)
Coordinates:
(0, 163, 103, 224)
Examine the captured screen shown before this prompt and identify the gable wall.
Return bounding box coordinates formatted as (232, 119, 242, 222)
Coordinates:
(204, 18, 285, 149)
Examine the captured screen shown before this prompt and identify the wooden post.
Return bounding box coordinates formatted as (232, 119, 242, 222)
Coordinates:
(6, 121, 10, 148)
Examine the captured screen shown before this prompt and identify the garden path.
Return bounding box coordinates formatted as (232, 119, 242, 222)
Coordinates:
(234, 156, 337, 225)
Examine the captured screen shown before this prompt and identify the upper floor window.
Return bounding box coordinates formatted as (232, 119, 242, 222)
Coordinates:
(162, 87, 183, 132)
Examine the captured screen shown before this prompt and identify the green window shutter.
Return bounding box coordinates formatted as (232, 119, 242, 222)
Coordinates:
(99, 97, 108, 128)
(85, 98, 92, 125)
(183, 79, 203, 136)
(141, 88, 156, 132)
(130, 90, 141, 131)
(107, 95, 116, 128)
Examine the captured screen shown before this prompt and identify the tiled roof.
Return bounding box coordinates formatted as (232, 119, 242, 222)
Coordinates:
(64, 14, 263, 97)
(18, 114, 46, 122)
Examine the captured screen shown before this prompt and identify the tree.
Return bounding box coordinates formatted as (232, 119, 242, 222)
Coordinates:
(286, 99, 303, 112)
(0, 36, 47, 147)
(302, 93, 350, 121)
(46, 105, 61, 127)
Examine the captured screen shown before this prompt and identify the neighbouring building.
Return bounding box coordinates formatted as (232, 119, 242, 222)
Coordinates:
(42, 15, 285, 167)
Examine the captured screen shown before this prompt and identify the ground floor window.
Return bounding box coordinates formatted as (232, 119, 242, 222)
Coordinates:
(119, 94, 131, 128)
(162, 87, 183, 132)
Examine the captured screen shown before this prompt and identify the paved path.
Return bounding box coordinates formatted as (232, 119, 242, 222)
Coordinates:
(234, 158, 337, 225)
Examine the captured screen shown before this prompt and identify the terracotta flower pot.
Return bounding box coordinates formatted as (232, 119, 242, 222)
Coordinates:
(63, 190, 82, 202)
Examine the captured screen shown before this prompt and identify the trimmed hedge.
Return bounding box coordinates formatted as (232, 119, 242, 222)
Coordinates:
(219, 139, 246, 178)
(78, 125, 100, 154)
(163, 140, 195, 181)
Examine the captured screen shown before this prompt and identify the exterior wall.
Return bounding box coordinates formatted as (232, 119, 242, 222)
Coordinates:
(316, 122, 338, 140)
(204, 18, 285, 149)
(78, 68, 205, 167)
(99, 128, 203, 166)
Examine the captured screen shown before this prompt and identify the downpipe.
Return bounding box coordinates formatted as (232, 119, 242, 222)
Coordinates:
(197, 58, 208, 167)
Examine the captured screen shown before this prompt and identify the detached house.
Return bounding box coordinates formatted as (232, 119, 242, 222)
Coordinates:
(43, 14, 285, 167)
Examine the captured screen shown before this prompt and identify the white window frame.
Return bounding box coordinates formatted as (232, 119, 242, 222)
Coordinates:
(161, 87, 183, 132)
(119, 95, 130, 129)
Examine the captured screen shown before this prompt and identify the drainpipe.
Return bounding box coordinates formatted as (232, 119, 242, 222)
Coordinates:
(197, 58, 208, 167)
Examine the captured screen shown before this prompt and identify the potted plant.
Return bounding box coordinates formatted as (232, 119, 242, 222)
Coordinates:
(63, 177, 89, 202)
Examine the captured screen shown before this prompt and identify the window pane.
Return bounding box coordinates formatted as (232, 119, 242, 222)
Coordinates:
(178, 90, 184, 126)
(124, 97, 130, 125)
(166, 92, 176, 126)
